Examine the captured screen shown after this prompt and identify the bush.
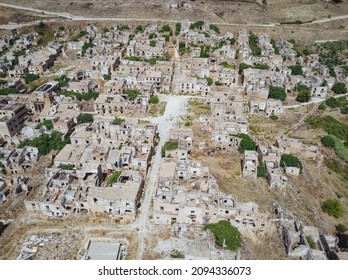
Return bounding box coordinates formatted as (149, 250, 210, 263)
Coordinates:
(175, 23, 181, 36)
(336, 224, 348, 233)
(58, 164, 74, 170)
(107, 171, 122, 186)
(341, 106, 348, 114)
(18, 131, 70, 155)
(161, 25, 171, 32)
(204, 220, 241, 251)
(78, 113, 94, 124)
(269, 114, 279, 121)
(326, 97, 341, 108)
(306, 116, 348, 140)
(306, 236, 316, 249)
(161, 140, 178, 157)
(103, 74, 111, 81)
(149, 40, 156, 47)
(288, 64, 303, 76)
(318, 103, 326, 110)
(57, 90, 99, 101)
(257, 164, 267, 177)
(254, 64, 269, 70)
(124, 89, 141, 100)
(54, 75, 69, 87)
(24, 73, 39, 84)
(190, 20, 204, 30)
(206, 77, 213, 86)
(237, 133, 256, 153)
(280, 154, 303, 173)
(268, 86, 287, 101)
(296, 84, 311, 103)
(321, 199, 344, 218)
(332, 82, 347, 94)
(36, 119, 53, 130)
(209, 24, 220, 34)
(321, 135, 336, 148)
(113, 117, 124, 125)
(239, 63, 253, 74)
(150, 95, 159, 104)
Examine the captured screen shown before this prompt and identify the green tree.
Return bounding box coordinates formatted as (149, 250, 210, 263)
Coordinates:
(175, 23, 181, 36)
(280, 154, 303, 173)
(237, 133, 256, 153)
(332, 82, 347, 94)
(78, 113, 94, 124)
(204, 220, 241, 251)
(268, 86, 287, 101)
(321, 199, 344, 218)
(149, 40, 156, 47)
(239, 63, 253, 74)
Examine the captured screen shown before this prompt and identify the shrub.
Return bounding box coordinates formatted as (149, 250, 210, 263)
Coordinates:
(175, 23, 181, 36)
(321, 135, 336, 148)
(239, 63, 253, 74)
(36, 119, 53, 130)
(112, 117, 124, 125)
(288, 64, 303, 76)
(209, 24, 220, 34)
(336, 224, 348, 233)
(161, 140, 178, 157)
(326, 97, 341, 108)
(190, 20, 204, 30)
(124, 89, 141, 100)
(149, 40, 156, 47)
(332, 82, 347, 94)
(306, 236, 316, 249)
(54, 75, 69, 87)
(318, 103, 326, 110)
(150, 95, 159, 104)
(296, 84, 311, 103)
(254, 64, 269, 70)
(18, 131, 69, 155)
(107, 171, 122, 186)
(103, 74, 111, 81)
(268, 86, 287, 101)
(78, 113, 94, 124)
(321, 199, 344, 218)
(280, 154, 303, 173)
(204, 220, 241, 251)
(237, 133, 256, 153)
(270, 114, 279, 120)
(161, 25, 171, 32)
(257, 164, 267, 177)
(206, 77, 213, 86)
(24, 73, 39, 84)
(58, 164, 74, 170)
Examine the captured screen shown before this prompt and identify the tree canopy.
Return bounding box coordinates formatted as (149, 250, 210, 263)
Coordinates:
(269, 86, 287, 101)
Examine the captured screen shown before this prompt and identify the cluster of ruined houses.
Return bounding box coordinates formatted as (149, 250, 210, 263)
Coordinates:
(275, 204, 348, 260)
(24, 119, 157, 220)
(153, 128, 269, 236)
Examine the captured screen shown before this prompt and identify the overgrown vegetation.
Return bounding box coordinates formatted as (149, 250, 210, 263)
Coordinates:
(150, 95, 159, 104)
(56, 90, 99, 101)
(249, 32, 261, 57)
(306, 116, 348, 141)
(321, 198, 344, 218)
(54, 75, 69, 87)
(78, 113, 94, 124)
(306, 236, 316, 249)
(124, 89, 141, 100)
(24, 73, 39, 84)
(18, 131, 70, 155)
(107, 171, 122, 186)
(175, 23, 181, 36)
(237, 133, 256, 153)
(288, 64, 303, 76)
(332, 82, 347, 95)
(280, 154, 303, 173)
(57, 164, 74, 170)
(113, 117, 125, 125)
(161, 140, 179, 157)
(204, 220, 241, 251)
(268, 86, 286, 101)
(257, 164, 267, 178)
(296, 83, 311, 103)
(36, 119, 53, 130)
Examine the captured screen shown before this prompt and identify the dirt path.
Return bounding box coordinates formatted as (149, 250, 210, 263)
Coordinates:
(135, 95, 189, 259)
